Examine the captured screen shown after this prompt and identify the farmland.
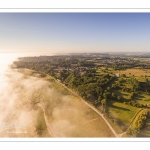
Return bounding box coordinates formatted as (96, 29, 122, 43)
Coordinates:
(119, 69, 150, 76)
(12, 53, 150, 137)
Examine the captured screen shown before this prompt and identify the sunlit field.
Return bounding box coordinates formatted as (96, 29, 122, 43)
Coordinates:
(119, 69, 150, 76)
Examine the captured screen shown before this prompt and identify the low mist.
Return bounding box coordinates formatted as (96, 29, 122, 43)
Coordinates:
(0, 53, 114, 138)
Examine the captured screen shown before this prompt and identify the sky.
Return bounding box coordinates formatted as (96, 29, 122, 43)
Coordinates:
(0, 13, 150, 54)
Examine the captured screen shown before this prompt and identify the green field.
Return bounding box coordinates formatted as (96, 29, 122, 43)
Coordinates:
(108, 101, 140, 130)
(97, 68, 150, 135)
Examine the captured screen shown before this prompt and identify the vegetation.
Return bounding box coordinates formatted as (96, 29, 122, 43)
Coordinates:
(34, 107, 49, 137)
(126, 109, 149, 137)
(12, 53, 150, 137)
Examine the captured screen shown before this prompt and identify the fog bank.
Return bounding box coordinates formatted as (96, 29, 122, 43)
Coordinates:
(0, 53, 114, 137)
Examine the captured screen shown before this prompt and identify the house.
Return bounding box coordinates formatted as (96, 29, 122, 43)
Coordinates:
(115, 73, 120, 77)
(57, 79, 61, 82)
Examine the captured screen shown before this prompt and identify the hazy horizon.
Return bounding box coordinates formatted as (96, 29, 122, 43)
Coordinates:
(1, 13, 150, 54)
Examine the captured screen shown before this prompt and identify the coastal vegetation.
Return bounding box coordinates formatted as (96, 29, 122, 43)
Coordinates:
(13, 53, 150, 137)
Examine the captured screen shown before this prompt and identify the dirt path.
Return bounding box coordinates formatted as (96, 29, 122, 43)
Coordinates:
(50, 76, 119, 137)
(37, 103, 57, 137)
(22, 91, 59, 137)
(82, 117, 100, 125)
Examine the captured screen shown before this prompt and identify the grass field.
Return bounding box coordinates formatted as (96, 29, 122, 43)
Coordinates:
(108, 101, 140, 130)
(134, 58, 150, 62)
(96, 68, 114, 76)
(119, 68, 150, 76)
(63, 116, 115, 137)
(17, 68, 115, 137)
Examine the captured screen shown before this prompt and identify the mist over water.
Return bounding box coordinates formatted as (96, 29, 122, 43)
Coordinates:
(0, 53, 38, 137)
(0, 52, 52, 137)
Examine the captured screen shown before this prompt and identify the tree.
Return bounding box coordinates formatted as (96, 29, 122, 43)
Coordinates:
(101, 99, 106, 113)
(112, 84, 116, 89)
(107, 87, 110, 91)
(121, 74, 126, 77)
(129, 92, 135, 99)
(103, 92, 108, 100)
(112, 93, 116, 99)
(117, 96, 121, 101)
(98, 96, 102, 104)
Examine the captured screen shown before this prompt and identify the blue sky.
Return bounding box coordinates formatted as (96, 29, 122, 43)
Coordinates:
(0, 13, 150, 54)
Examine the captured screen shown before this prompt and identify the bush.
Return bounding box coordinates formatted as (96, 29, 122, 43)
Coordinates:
(127, 109, 149, 136)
